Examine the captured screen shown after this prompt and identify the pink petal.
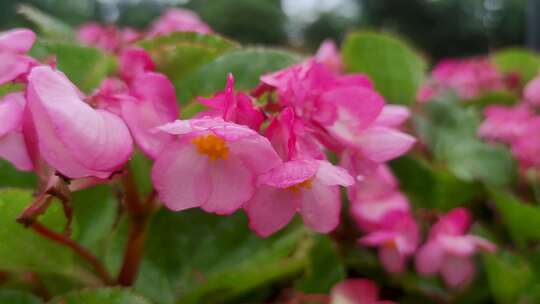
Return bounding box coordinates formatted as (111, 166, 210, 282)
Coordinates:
(441, 255, 475, 288)
(245, 185, 299, 237)
(524, 74, 540, 106)
(258, 159, 318, 188)
(415, 241, 444, 275)
(351, 192, 410, 230)
(119, 47, 155, 83)
(0, 29, 36, 53)
(0, 132, 33, 171)
(228, 133, 282, 175)
(315, 160, 354, 186)
(437, 235, 476, 256)
(355, 127, 416, 163)
(123, 72, 179, 158)
(300, 180, 341, 233)
(379, 246, 406, 273)
(27, 66, 133, 178)
(0, 93, 25, 136)
(202, 155, 255, 215)
(468, 235, 497, 252)
(0, 53, 33, 85)
(359, 231, 399, 246)
(331, 279, 380, 304)
(374, 105, 410, 127)
(152, 142, 210, 211)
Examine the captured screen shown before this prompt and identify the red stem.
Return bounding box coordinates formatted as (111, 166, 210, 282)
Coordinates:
(116, 170, 156, 286)
(30, 222, 114, 285)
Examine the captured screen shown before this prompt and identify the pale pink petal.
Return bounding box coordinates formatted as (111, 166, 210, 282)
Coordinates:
(524, 74, 540, 106)
(27, 66, 133, 178)
(0, 93, 25, 136)
(374, 105, 410, 127)
(330, 279, 380, 304)
(359, 231, 399, 246)
(441, 255, 475, 288)
(314, 39, 342, 72)
(152, 142, 210, 211)
(379, 246, 406, 273)
(315, 160, 354, 186)
(300, 180, 341, 233)
(0, 132, 32, 171)
(355, 127, 416, 163)
(351, 192, 410, 230)
(415, 241, 445, 275)
(245, 185, 299, 237)
(202, 155, 255, 214)
(229, 134, 282, 175)
(468, 235, 497, 252)
(0, 29, 36, 53)
(0, 53, 33, 85)
(437, 235, 476, 256)
(258, 159, 318, 188)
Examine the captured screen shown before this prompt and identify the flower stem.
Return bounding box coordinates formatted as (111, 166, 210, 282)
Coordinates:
(116, 168, 156, 286)
(30, 221, 114, 285)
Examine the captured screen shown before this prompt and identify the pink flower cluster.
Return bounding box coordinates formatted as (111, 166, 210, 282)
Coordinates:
(77, 8, 212, 53)
(418, 57, 505, 102)
(331, 279, 394, 304)
(479, 73, 540, 171)
(0, 30, 414, 240)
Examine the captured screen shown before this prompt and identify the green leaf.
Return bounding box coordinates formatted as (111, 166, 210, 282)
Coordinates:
(0, 160, 36, 188)
(464, 90, 518, 108)
(139, 32, 238, 87)
(32, 41, 116, 93)
(72, 185, 118, 249)
(342, 31, 426, 105)
(483, 251, 534, 304)
(491, 48, 540, 84)
(49, 288, 151, 304)
(175, 48, 301, 104)
(390, 155, 482, 211)
(488, 190, 540, 246)
(415, 97, 516, 186)
(0, 290, 42, 304)
(0, 189, 79, 278)
(17, 5, 75, 41)
(105, 209, 307, 304)
(295, 235, 345, 293)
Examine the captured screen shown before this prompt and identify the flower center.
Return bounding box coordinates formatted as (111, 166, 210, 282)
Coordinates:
(286, 178, 313, 193)
(192, 134, 229, 160)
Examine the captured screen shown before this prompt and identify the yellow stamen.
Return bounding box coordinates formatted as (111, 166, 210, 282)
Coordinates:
(286, 178, 313, 193)
(192, 134, 229, 160)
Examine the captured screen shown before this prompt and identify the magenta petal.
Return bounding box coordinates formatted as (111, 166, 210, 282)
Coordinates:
(202, 155, 255, 215)
(379, 246, 406, 273)
(0, 93, 25, 136)
(0, 29, 36, 53)
(415, 241, 444, 275)
(300, 181, 341, 233)
(356, 126, 416, 163)
(0, 132, 33, 171)
(27, 66, 133, 178)
(441, 255, 475, 288)
(119, 48, 155, 83)
(152, 143, 210, 211)
(245, 185, 299, 237)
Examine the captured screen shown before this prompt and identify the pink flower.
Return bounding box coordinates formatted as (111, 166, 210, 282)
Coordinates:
(151, 117, 281, 215)
(510, 119, 540, 170)
(77, 23, 140, 53)
(119, 47, 155, 84)
(147, 8, 212, 38)
(330, 279, 395, 304)
(315, 39, 342, 72)
(0, 28, 37, 85)
(244, 159, 353, 237)
(524, 73, 540, 106)
(420, 58, 505, 101)
(360, 211, 419, 273)
(197, 74, 264, 130)
(0, 92, 33, 171)
(26, 66, 133, 179)
(479, 105, 535, 144)
(415, 208, 496, 287)
(342, 158, 410, 231)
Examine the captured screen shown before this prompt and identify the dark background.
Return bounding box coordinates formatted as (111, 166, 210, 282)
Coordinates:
(0, 0, 528, 61)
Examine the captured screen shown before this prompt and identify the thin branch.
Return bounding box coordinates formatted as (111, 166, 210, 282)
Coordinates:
(30, 222, 114, 285)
